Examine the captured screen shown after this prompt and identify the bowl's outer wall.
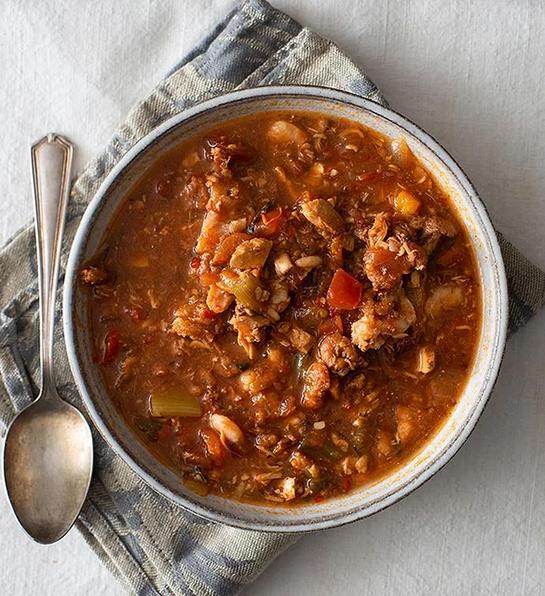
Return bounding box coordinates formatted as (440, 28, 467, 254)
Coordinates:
(63, 86, 508, 532)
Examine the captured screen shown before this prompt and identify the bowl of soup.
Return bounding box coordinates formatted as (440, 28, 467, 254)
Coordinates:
(63, 86, 507, 531)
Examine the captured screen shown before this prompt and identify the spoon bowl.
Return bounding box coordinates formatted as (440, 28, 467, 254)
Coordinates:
(3, 391, 93, 543)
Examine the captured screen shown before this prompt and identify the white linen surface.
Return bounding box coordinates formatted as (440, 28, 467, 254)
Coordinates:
(1, 1, 545, 594)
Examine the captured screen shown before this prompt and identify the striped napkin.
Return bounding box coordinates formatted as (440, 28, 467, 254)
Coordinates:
(1, 1, 543, 594)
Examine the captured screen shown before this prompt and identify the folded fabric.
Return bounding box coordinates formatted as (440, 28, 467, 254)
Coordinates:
(0, 1, 543, 595)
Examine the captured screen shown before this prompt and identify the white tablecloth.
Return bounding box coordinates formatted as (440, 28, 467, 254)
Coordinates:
(1, 1, 545, 594)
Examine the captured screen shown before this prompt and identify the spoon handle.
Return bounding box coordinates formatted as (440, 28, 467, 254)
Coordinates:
(31, 134, 74, 390)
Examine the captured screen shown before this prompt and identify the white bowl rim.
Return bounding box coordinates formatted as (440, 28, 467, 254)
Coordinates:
(63, 85, 508, 532)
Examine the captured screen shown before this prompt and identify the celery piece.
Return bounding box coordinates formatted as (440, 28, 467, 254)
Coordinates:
(149, 389, 202, 418)
(218, 269, 263, 313)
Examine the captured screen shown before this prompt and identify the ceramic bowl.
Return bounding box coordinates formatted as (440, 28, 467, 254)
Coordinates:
(63, 86, 508, 532)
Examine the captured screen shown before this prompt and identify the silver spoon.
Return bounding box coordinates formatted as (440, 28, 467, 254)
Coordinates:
(3, 134, 93, 544)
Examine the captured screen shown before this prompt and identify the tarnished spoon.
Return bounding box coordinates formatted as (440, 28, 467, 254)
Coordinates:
(3, 134, 93, 544)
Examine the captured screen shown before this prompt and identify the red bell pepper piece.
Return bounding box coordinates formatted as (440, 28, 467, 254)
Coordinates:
(102, 329, 120, 364)
(256, 207, 285, 238)
(326, 269, 363, 310)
